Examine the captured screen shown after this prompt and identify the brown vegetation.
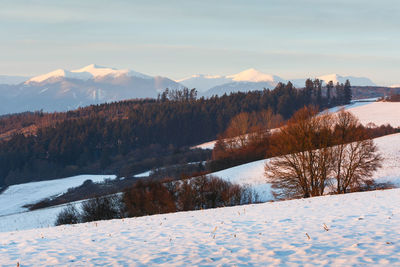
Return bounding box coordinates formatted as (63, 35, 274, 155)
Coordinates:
(265, 107, 382, 199)
(56, 175, 258, 225)
(210, 109, 283, 171)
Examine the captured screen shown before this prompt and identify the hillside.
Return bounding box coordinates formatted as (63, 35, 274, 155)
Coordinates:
(1, 130, 398, 233)
(1, 188, 399, 265)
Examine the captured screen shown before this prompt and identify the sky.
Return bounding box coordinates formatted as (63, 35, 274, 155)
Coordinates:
(0, 0, 399, 85)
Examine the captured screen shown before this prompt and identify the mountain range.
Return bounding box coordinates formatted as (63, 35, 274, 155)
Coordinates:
(0, 64, 182, 115)
(178, 69, 376, 96)
(0, 64, 378, 115)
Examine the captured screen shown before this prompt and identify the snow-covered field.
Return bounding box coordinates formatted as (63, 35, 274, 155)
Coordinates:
(329, 101, 400, 127)
(0, 175, 115, 232)
(1, 188, 399, 266)
(0, 202, 78, 233)
(0, 174, 115, 217)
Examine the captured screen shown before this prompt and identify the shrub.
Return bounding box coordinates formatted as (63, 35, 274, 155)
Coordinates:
(80, 196, 123, 223)
(55, 204, 80, 226)
(123, 180, 177, 217)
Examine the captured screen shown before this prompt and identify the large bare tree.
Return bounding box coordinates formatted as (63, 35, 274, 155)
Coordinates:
(265, 107, 382, 199)
(265, 107, 334, 198)
(331, 110, 382, 193)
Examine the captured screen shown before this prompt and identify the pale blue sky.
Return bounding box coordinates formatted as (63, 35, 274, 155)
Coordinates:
(1, 0, 399, 85)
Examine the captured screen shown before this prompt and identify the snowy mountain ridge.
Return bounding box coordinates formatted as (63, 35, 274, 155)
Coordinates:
(26, 64, 152, 84)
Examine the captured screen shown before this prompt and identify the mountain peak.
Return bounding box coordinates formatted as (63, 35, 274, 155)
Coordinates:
(227, 68, 277, 83)
(317, 74, 376, 86)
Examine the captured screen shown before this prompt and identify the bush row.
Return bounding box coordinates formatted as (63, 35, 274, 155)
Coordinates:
(55, 175, 258, 225)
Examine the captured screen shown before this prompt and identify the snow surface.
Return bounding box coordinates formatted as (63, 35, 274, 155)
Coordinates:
(1, 188, 400, 266)
(0, 201, 81, 233)
(191, 140, 217, 150)
(328, 101, 400, 127)
(0, 174, 115, 217)
(347, 102, 400, 128)
(26, 69, 92, 83)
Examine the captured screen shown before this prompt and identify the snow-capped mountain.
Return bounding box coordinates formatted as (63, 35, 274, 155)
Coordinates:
(26, 64, 152, 84)
(178, 68, 286, 96)
(0, 64, 183, 115)
(226, 68, 284, 83)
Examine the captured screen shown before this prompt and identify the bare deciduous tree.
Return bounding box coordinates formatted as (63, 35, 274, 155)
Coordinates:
(331, 110, 382, 193)
(265, 107, 382, 199)
(265, 106, 333, 198)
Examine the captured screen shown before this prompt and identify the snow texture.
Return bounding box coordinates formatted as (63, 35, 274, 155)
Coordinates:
(1, 188, 399, 266)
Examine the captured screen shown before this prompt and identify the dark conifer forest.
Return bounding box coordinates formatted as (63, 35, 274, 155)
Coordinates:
(0, 81, 350, 186)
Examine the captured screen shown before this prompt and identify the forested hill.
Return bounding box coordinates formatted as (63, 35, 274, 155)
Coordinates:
(0, 81, 349, 186)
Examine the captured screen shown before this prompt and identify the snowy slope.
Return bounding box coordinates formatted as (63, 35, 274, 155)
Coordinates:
(328, 101, 400, 127)
(0, 201, 82, 233)
(0, 174, 115, 217)
(346, 102, 400, 127)
(1, 188, 400, 266)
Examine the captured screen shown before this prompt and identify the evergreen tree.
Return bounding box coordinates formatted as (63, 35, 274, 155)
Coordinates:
(344, 79, 352, 104)
(335, 82, 345, 104)
(305, 79, 314, 104)
(326, 80, 333, 104)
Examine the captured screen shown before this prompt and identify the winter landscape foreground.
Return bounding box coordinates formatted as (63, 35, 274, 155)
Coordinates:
(0, 100, 400, 265)
(1, 188, 399, 266)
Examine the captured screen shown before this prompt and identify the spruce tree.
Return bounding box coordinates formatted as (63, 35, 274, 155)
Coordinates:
(344, 79, 352, 104)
